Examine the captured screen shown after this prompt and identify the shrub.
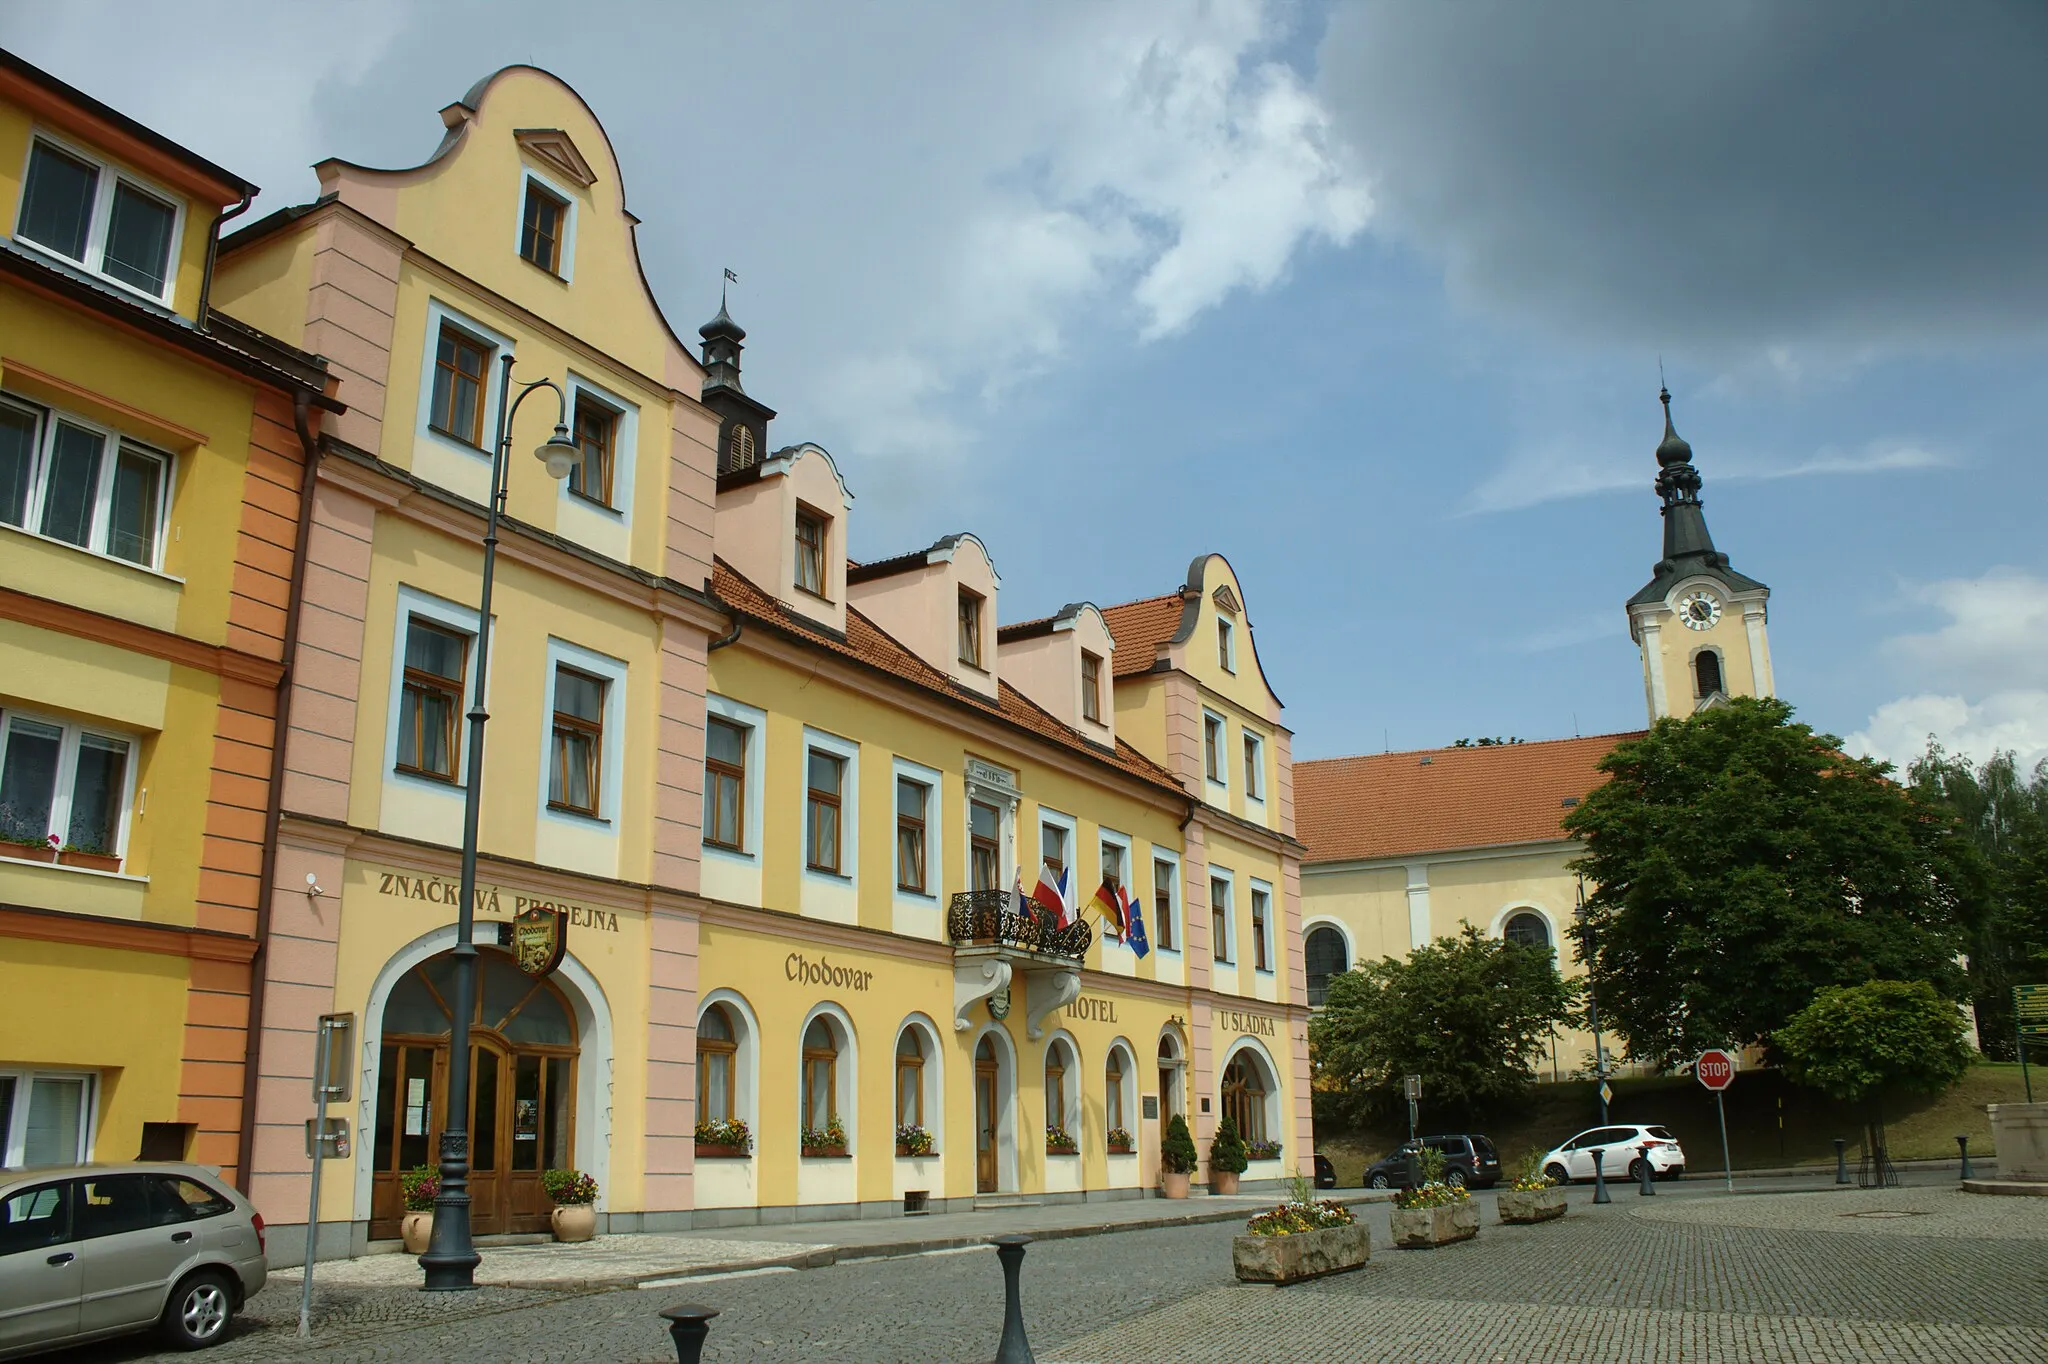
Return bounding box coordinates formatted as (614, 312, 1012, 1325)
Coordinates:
(1161, 1114, 1198, 1174)
(541, 1168, 597, 1205)
(1210, 1114, 1249, 1175)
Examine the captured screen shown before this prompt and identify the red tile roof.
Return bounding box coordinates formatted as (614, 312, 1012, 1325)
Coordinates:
(1296, 732, 1643, 863)
(1100, 592, 1186, 676)
(711, 560, 1186, 797)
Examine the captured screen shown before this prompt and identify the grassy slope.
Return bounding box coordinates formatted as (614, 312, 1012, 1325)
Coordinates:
(1314, 1062, 2035, 1186)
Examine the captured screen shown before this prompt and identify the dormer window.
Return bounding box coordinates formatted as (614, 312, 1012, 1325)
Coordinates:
(519, 178, 568, 276)
(17, 138, 180, 303)
(1217, 616, 1236, 673)
(958, 589, 984, 669)
(794, 509, 827, 596)
(1081, 651, 1102, 722)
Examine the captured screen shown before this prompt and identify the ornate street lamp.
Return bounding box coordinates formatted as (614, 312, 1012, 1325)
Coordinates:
(419, 357, 579, 1291)
(1575, 874, 1610, 1126)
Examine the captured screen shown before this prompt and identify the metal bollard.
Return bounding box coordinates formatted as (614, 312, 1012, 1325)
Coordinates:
(993, 1234, 1035, 1364)
(660, 1304, 719, 1364)
(1591, 1147, 1611, 1205)
(1957, 1135, 1973, 1181)
(1833, 1138, 1850, 1185)
(1637, 1143, 1657, 1196)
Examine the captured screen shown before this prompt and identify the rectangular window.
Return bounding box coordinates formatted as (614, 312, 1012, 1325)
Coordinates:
(1204, 713, 1226, 785)
(704, 718, 747, 851)
(547, 665, 606, 816)
(1152, 857, 1177, 951)
(0, 396, 171, 568)
(1080, 651, 1102, 722)
(567, 395, 616, 508)
(970, 799, 1000, 892)
(429, 324, 491, 446)
(17, 139, 179, 302)
(1211, 875, 1231, 963)
(0, 1069, 95, 1168)
(0, 713, 131, 858)
(396, 618, 467, 780)
(1040, 821, 1067, 880)
(1100, 839, 1123, 891)
(896, 776, 929, 893)
(519, 180, 567, 275)
(1218, 616, 1236, 672)
(806, 749, 844, 873)
(794, 510, 826, 596)
(1251, 886, 1271, 972)
(958, 589, 983, 668)
(1243, 732, 1264, 801)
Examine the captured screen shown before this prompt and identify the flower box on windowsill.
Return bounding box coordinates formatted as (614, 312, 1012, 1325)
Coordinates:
(58, 849, 120, 873)
(2, 843, 57, 864)
(802, 1144, 849, 1159)
(1045, 1143, 1078, 1157)
(1107, 1142, 1134, 1156)
(895, 1142, 939, 1158)
(695, 1142, 750, 1160)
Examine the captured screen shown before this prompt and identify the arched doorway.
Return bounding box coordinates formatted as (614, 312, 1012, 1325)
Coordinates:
(368, 948, 578, 1238)
(1156, 1032, 1185, 1122)
(974, 1035, 1000, 1193)
(1219, 1045, 1279, 1149)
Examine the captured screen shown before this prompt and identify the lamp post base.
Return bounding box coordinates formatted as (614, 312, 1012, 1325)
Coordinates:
(418, 1250, 482, 1292)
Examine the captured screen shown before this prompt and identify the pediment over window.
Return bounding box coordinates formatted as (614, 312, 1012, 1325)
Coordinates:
(1212, 585, 1241, 614)
(514, 128, 597, 188)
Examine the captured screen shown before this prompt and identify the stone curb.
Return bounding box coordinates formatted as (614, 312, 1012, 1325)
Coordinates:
(495, 1192, 1396, 1291)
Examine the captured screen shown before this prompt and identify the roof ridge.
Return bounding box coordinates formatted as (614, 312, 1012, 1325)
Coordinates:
(1299, 730, 1646, 766)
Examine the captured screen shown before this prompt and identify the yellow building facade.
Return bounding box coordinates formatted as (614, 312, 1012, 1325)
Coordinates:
(0, 51, 336, 1180)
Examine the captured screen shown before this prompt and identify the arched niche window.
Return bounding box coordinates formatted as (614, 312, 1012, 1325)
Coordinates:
(728, 422, 756, 471)
(1045, 1039, 1075, 1138)
(1156, 1033, 1185, 1120)
(1694, 649, 1724, 698)
(896, 1028, 925, 1128)
(802, 1017, 839, 1135)
(1221, 1051, 1270, 1144)
(1503, 911, 1551, 951)
(697, 1003, 737, 1124)
(1304, 925, 1349, 1006)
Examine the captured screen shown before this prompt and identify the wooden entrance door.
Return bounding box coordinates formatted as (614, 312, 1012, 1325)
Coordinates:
(975, 1055, 1000, 1194)
(464, 1040, 508, 1234)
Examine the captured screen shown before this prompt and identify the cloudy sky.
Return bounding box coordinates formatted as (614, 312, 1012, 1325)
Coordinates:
(7, 2, 2043, 771)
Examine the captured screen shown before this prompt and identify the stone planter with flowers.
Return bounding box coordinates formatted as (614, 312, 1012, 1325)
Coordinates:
(694, 1117, 752, 1160)
(1496, 1154, 1567, 1224)
(801, 1116, 848, 1158)
(543, 1168, 599, 1242)
(1390, 1180, 1479, 1248)
(398, 1166, 437, 1254)
(1232, 1178, 1369, 1284)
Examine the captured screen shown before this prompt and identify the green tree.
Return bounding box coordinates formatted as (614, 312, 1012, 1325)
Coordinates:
(1775, 980, 1974, 1105)
(1908, 742, 2048, 1057)
(1308, 924, 1576, 1126)
(1564, 698, 1980, 1068)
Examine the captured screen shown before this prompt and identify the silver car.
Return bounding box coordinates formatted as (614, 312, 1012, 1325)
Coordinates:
(0, 1163, 267, 1357)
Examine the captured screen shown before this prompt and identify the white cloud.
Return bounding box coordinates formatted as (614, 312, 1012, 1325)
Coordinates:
(1464, 437, 1953, 515)
(1847, 692, 2048, 776)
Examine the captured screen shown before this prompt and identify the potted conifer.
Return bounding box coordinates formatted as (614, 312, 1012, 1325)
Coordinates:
(1209, 1115, 1249, 1195)
(1160, 1114, 1197, 1198)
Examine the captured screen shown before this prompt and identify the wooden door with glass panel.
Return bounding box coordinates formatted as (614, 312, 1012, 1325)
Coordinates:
(974, 1037, 1000, 1193)
(369, 949, 578, 1238)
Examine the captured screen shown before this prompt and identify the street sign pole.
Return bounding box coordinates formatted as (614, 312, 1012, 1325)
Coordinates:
(1403, 1075, 1421, 1144)
(1715, 1091, 1733, 1193)
(300, 1016, 333, 1339)
(1694, 1049, 1737, 1192)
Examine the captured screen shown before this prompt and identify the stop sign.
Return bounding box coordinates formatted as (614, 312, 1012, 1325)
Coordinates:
(1695, 1049, 1737, 1091)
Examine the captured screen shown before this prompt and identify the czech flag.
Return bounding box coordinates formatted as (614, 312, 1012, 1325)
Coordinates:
(1033, 865, 1072, 927)
(1090, 878, 1126, 940)
(1121, 884, 1150, 959)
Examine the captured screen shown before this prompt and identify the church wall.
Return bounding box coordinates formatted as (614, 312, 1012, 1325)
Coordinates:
(1296, 864, 1407, 966)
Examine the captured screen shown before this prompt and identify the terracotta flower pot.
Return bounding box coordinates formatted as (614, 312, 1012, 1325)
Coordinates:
(695, 1142, 749, 1159)
(1161, 1170, 1191, 1199)
(400, 1210, 432, 1255)
(550, 1203, 597, 1243)
(895, 1142, 935, 1157)
(1107, 1143, 1133, 1156)
(1211, 1170, 1241, 1196)
(1046, 1143, 1078, 1157)
(58, 849, 120, 872)
(4, 843, 56, 863)
(802, 1144, 848, 1158)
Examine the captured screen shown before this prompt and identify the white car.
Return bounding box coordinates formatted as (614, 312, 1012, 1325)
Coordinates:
(1541, 1124, 1686, 1184)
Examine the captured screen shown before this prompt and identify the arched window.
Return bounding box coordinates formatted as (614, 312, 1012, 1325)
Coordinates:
(1105, 1049, 1126, 1134)
(1503, 911, 1551, 951)
(1157, 1033, 1184, 1120)
(802, 1017, 838, 1134)
(896, 1028, 925, 1128)
(1221, 1052, 1268, 1143)
(1045, 1040, 1073, 1137)
(697, 1004, 736, 1124)
(1304, 925, 1349, 1006)
(1695, 649, 1723, 698)
(728, 422, 756, 470)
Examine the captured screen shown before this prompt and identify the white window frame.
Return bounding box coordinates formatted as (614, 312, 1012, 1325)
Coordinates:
(802, 727, 859, 885)
(1217, 615, 1236, 673)
(1037, 806, 1076, 896)
(0, 707, 140, 862)
(0, 391, 175, 574)
(891, 757, 943, 901)
(1097, 827, 1132, 953)
(1241, 728, 1266, 807)
(1209, 864, 1237, 965)
(1202, 709, 1229, 795)
(797, 1002, 858, 1154)
(416, 299, 514, 458)
(0, 1068, 97, 1168)
(1043, 1033, 1082, 1141)
(963, 768, 1018, 893)
(12, 130, 187, 308)
(703, 694, 766, 862)
(514, 167, 579, 282)
(1249, 877, 1275, 976)
(1150, 849, 1182, 956)
(560, 372, 636, 521)
(384, 586, 485, 795)
(536, 638, 626, 828)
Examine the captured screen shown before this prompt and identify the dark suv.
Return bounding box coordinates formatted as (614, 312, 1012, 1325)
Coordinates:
(1363, 1134, 1502, 1190)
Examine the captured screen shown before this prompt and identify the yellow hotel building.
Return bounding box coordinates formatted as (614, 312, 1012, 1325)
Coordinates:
(0, 51, 336, 1182)
(191, 63, 1307, 1256)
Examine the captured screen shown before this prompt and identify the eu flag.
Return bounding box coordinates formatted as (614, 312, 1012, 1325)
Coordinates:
(1120, 886, 1149, 959)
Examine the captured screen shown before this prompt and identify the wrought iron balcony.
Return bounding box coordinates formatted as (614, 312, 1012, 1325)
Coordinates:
(947, 889, 1092, 962)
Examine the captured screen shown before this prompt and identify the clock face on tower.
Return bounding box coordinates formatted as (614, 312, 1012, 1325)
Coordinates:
(1678, 590, 1722, 631)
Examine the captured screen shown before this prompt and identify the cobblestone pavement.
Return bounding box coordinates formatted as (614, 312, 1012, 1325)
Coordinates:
(271, 1234, 837, 1288)
(50, 1185, 2048, 1362)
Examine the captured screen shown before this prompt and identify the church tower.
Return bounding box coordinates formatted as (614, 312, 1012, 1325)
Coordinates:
(1626, 389, 1774, 722)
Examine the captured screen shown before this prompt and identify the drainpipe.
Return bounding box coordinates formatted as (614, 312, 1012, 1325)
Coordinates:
(706, 611, 742, 652)
(233, 389, 323, 1192)
(196, 190, 253, 331)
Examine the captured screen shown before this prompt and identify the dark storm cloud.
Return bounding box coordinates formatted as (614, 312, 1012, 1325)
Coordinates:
(1317, 2, 2048, 351)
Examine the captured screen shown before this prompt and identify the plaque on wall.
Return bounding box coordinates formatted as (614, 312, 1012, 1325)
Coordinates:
(987, 985, 1012, 1021)
(1142, 1095, 1159, 1120)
